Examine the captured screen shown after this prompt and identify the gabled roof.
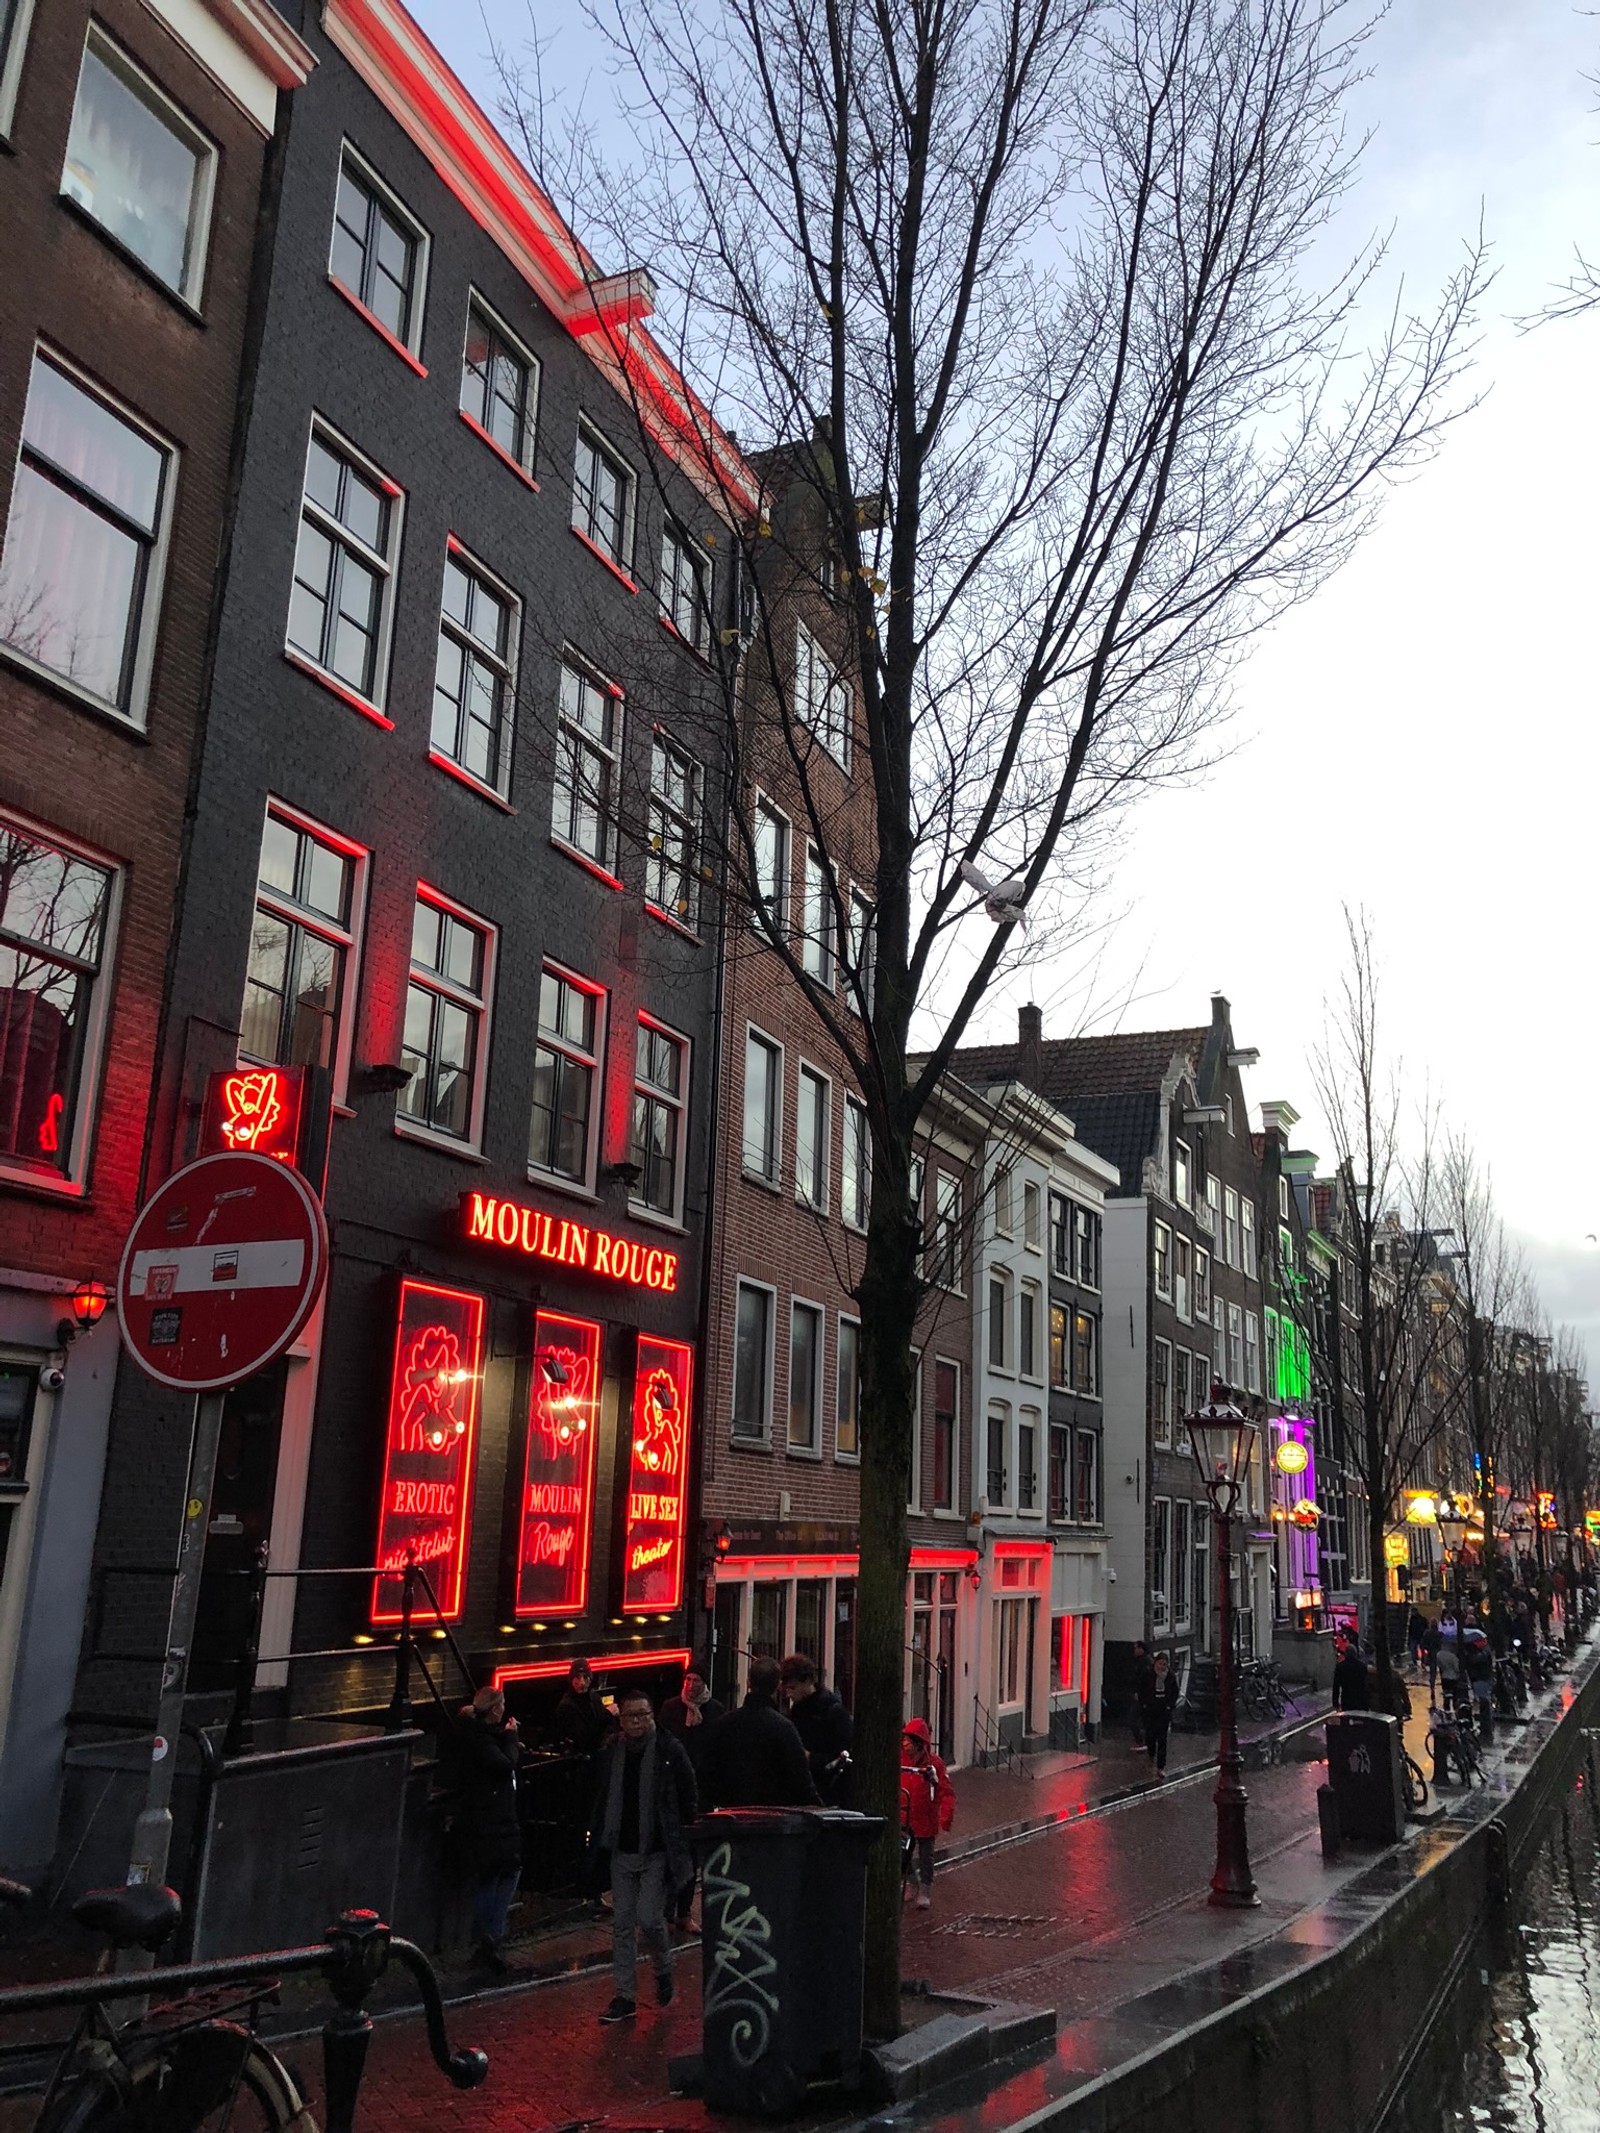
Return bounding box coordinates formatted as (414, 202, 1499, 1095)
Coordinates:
(1066, 1092, 1162, 1199)
(952, 1027, 1206, 1104)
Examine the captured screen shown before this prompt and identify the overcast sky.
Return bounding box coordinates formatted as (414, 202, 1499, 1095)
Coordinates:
(417, 0, 1600, 1385)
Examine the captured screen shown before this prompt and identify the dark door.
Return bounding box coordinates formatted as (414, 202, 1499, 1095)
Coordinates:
(192, 1363, 288, 1689)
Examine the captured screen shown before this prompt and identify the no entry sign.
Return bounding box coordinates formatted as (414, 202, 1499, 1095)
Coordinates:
(118, 1151, 328, 1390)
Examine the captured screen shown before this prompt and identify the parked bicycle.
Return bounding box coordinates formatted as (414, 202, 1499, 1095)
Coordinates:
(1400, 1750, 1430, 1815)
(0, 1881, 487, 2131)
(1237, 1657, 1296, 1723)
(1426, 1702, 1487, 1789)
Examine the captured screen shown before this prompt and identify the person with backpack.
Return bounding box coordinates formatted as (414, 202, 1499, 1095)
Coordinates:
(1138, 1651, 1179, 1778)
(899, 1718, 955, 1910)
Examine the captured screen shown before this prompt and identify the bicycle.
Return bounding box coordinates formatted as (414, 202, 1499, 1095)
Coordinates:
(0, 1881, 488, 2131)
(1425, 1702, 1486, 1788)
(1401, 1751, 1430, 1815)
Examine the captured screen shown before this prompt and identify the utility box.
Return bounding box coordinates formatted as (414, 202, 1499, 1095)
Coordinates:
(1324, 1712, 1405, 1842)
(691, 1808, 883, 2115)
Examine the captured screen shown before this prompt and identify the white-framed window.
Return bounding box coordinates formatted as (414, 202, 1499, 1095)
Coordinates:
(1, 0, 38, 139)
(987, 1267, 1012, 1372)
(1207, 1172, 1221, 1240)
(997, 1593, 1028, 1707)
(1019, 1280, 1042, 1380)
(836, 1315, 860, 1460)
(742, 1027, 782, 1182)
(0, 349, 174, 728)
(1152, 1496, 1172, 1629)
(1223, 1186, 1240, 1267)
(1074, 1429, 1099, 1523)
(846, 888, 874, 1017)
(1023, 1180, 1042, 1250)
(1244, 1310, 1261, 1394)
(529, 962, 605, 1187)
(933, 1170, 963, 1290)
(1173, 1138, 1191, 1206)
(932, 1357, 958, 1510)
(431, 542, 518, 796)
(1050, 1192, 1070, 1274)
(1072, 1308, 1099, 1396)
(328, 142, 428, 355)
(398, 887, 494, 1150)
(1195, 1248, 1211, 1324)
(788, 1298, 823, 1453)
(1174, 1233, 1192, 1321)
(0, 810, 119, 1193)
(800, 846, 835, 986)
(62, 28, 217, 304)
(795, 1062, 830, 1211)
(1152, 1337, 1173, 1449)
(1049, 1303, 1068, 1388)
(841, 1097, 870, 1230)
(992, 1164, 1013, 1236)
(553, 656, 621, 873)
(645, 732, 702, 927)
(460, 292, 539, 472)
(242, 803, 366, 1099)
(732, 1279, 775, 1441)
(287, 420, 403, 712)
(751, 796, 789, 933)
(1018, 1407, 1041, 1512)
(572, 420, 635, 570)
(907, 1348, 923, 1510)
(1173, 1500, 1192, 1629)
(1225, 1301, 1244, 1385)
(1278, 1173, 1290, 1218)
(630, 1015, 687, 1221)
(1074, 1203, 1101, 1287)
(794, 619, 850, 767)
(660, 523, 711, 653)
(1174, 1346, 1193, 1419)
(1153, 1220, 1172, 1298)
(985, 1400, 1009, 1505)
(1195, 1507, 1211, 1632)
(1241, 1197, 1258, 1279)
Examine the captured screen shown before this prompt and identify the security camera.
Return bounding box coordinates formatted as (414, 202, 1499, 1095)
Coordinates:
(39, 1365, 66, 1393)
(1107, 1567, 1118, 1582)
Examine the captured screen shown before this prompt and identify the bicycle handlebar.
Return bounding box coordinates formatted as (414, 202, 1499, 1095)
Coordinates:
(387, 1937, 489, 2090)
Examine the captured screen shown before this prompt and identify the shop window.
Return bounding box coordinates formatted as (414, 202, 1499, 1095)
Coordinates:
(833, 1580, 857, 1708)
(431, 543, 518, 797)
(63, 30, 216, 302)
(0, 350, 172, 725)
(712, 1583, 743, 1707)
(461, 293, 538, 470)
(750, 1581, 787, 1659)
(242, 804, 364, 1093)
(630, 1016, 687, 1219)
(398, 889, 493, 1149)
(997, 1595, 1027, 1708)
(794, 1580, 825, 1664)
(529, 963, 604, 1186)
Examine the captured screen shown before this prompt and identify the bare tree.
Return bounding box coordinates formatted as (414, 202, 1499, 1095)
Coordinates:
(508, 0, 1487, 2017)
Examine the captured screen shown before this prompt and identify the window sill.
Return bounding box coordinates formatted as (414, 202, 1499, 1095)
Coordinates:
(0, 638, 149, 736)
(525, 1168, 600, 1204)
(741, 1169, 784, 1196)
(550, 838, 623, 892)
(570, 522, 638, 593)
(328, 275, 428, 375)
(57, 191, 206, 322)
(785, 1444, 824, 1463)
(459, 409, 539, 488)
(655, 611, 713, 664)
(795, 1193, 830, 1220)
(928, 1506, 964, 1522)
(644, 902, 701, 943)
(394, 1118, 486, 1160)
(0, 1162, 87, 1201)
(835, 1451, 860, 1467)
(284, 648, 394, 728)
(429, 751, 516, 812)
(841, 1218, 868, 1238)
(729, 1432, 774, 1453)
(626, 1202, 688, 1235)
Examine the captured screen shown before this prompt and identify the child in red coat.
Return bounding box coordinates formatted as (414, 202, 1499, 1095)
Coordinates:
(900, 1718, 956, 1909)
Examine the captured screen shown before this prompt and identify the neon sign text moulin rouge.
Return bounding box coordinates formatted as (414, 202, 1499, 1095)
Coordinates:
(461, 1191, 679, 1292)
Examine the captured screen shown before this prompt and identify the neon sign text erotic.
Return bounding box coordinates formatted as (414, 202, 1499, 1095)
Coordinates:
(462, 1191, 678, 1292)
(621, 1336, 692, 1613)
(372, 1280, 484, 1624)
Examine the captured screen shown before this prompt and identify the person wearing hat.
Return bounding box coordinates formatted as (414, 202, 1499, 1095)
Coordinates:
(899, 1718, 956, 1910)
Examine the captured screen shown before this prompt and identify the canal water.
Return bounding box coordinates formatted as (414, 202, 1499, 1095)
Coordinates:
(1428, 1755, 1600, 2133)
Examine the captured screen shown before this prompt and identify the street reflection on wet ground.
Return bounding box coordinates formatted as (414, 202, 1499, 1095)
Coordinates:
(1429, 1761, 1600, 2133)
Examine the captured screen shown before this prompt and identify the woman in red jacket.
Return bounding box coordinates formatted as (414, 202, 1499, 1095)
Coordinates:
(900, 1718, 956, 1909)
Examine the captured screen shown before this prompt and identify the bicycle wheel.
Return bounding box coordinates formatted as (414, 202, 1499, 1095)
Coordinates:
(1402, 1754, 1429, 1813)
(39, 2031, 312, 2131)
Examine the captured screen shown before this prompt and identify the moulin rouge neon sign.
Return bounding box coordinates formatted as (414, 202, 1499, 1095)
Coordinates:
(372, 1280, 484, 1624)
(621, 1336, 692, 1614)
(516, 1309, 602, 1617)
(461, 1191, 679, 1293)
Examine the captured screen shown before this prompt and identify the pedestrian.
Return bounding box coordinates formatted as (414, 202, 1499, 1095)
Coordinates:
(452, 1687, 524, 1974)
(899, 1718, 955, 1909)
(657, 1668, 724, 1925)
(1464, 1630, 1494, 1735)
(696, 1655, 820, 1809)
(779, 1653, 854, 1804)
(554, 1659, 615, 1762)
(1129, 1642, 1152, 1746)
(1138, 1651, 1178, 1778)
(1422, 1617, 1441, 1702)
(1436, 1622, 1463, 1712)
(1331, 1637, 1370, 1712)
(1406, 1608, 1429, 1674)
(591, 1688, 697, 2025)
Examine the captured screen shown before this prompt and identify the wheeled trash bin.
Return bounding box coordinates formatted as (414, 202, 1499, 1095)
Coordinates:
(690, 1808, 883, 2115)
(1324, 1711, 1405, 1841)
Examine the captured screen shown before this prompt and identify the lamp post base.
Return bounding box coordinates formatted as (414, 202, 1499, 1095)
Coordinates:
(1209, 1756, 1259, 1907)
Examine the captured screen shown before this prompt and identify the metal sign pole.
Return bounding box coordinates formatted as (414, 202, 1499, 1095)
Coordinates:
(126, 1387, 228, 1899)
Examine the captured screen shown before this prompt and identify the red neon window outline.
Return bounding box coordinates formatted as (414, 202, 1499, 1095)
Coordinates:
(372, 1279, 484, 1624)
(1080, 1616, 1093, 1705)
(491, 1647, 691, 1693)
(516, 1309, 602, 1618)
(620, 1336, 692, 1614)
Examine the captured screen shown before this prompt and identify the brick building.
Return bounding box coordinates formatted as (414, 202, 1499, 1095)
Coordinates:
(74, 0, 750, 1798)
(0, 0, 312, 1871)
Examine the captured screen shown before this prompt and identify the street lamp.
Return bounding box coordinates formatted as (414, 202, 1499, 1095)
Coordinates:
(1185, 1382, 1259, 1908)
(1437, 1504, 1467, 1654)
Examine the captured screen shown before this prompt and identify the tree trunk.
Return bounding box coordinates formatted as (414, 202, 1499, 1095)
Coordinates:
(1366, 1418, 1393, 1713)
(854, 1178, 921, 2038)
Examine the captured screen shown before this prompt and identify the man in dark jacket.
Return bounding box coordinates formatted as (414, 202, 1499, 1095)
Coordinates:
(696, 1656, 820, 1809)
(657, 1667, 724, 1925)
(1331, 1638, 1370, 1712)
(454, 1687, 523, 1972)
(590, 1689, 697, 2024)
(554, 1660, 614, 1760)
(779, 1653, 853, 1803)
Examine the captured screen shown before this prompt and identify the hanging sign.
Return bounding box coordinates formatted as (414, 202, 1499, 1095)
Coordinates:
(371, 1281, 484, 1623)
(1383, 1532, 1410, 1567)
(620, 1336, 693, 1613)
(516, 1310, 602, 1617)
(1274, 1439, 1309, 1476)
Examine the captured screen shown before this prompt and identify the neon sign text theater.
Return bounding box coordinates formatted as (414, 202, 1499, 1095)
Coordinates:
(461, 1191, 678, 1292)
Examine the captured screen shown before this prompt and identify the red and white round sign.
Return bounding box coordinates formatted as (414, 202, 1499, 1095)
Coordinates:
(117, 1152, 329, 1391)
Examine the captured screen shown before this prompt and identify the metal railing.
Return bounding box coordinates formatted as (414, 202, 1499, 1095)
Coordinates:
(971, 1695, 1032, 1776)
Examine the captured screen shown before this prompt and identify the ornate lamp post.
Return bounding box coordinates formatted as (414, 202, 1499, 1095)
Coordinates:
(1185, 1383, 1259, 1908)
(1437, 1504, 1467, 1642)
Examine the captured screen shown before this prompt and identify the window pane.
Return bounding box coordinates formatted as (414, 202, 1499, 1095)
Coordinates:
(64, 43, 202, 295)
(734, 1286, 769, 1436)
(836, 1320, 859, 1457)
(789, 1305, 818, 1448)
(286, 931, 339, 1067)
(0, 464, 141, 708)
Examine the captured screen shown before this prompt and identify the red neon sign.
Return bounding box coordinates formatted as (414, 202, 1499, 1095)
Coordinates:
(201, 1066, 305, 1163)
(621, 1336, 692, 1614)
(372, 1280, 484, 1624)
(460, 1191, 679, 1293)
(516, 1310, 602, 1617)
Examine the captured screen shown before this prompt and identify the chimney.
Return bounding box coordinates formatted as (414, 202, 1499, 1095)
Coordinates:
(1018, 1003, 1043, 1090)
(1211, 993, 1230, 1031)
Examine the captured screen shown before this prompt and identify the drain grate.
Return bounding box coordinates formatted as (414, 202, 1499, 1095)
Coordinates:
(935, 1912, 1054, 1938)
